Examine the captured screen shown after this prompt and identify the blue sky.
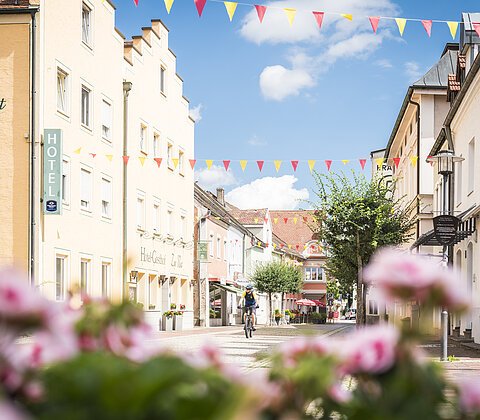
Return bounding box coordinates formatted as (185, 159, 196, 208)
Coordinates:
(115, 0, 479, 209)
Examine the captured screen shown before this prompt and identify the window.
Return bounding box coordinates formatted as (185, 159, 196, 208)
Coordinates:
(80, 258, 90, 294)
(101, 262, 110, 298)
(81, 85, 91, 128)
(456, 160, 463, 205)
(57, 68, 69, 115)
(209, 235, 214, 257)
(304, 267, 324, 281)
(82, 3, 92, 46)
(180, 215, 186, 240)
(224, 241, 227, 261)
(167, 209, 174, 237)
(148, 275, 157, 310)
(160, 66, 166, 94)
(55, 255, 66, 300)
(153, 133, 160, 157)
(80, 168, 92, 211)
(102, 100, 112, 141)
(167, 142, 173, 169)
(468, 138, 475, 194)
(136, 193, 145, 230)
(216, 237, 221, 259)
(101, 177, 112, 218)
(178, 150, 185, 175)
(409, 122, 412, 135)
(368, 300, 379, 315)
(140, 125, 147, 154)
(62, 158, 70, 206)
(153, 201, 160, 233)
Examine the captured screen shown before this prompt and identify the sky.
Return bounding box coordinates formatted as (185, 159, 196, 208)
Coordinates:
(115, 0, 479, 210)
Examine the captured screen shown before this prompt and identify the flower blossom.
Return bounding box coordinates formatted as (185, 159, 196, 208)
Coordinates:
(457, 376, 480, 415)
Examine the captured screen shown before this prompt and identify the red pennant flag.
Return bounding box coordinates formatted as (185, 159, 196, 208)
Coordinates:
(189, 159, 196, 169)
(264, 217, 268, 224)
(123, 156, 130, 165)
(283, 218, 288, 224)
(296, 244, 300, 251)
(133, 0, 138, 5)
(90, 153, 97, 158)
(422, 20, 432, 37)
(194, 0, 207, 17)
(473, 23, 480, 37)
(255, 5, 266, 23)
(280, 244, 284, 249)
(393, 157, 400, 168)
(359, 159, 367, 170)
(312, 11, 324, 29)
(427, 156, 434, 167)
(369, 16, 380, 33)
(223, 160, 231, 171)
(325, 160, 332, 171)
(291, 160, 299, 171)
(303, 216, 308, 223)
(257, 160, 264, 172)
(154, 158, 162, 168)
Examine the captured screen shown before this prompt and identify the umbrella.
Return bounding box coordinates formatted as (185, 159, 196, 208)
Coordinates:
(312, 299, 326, 307)
(295, 299, 316, 306)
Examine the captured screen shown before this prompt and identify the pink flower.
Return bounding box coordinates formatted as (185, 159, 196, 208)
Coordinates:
(328, 383, 352, 404)
(340, 324, 399, 375)
(457, 376, 480, 414)
(0, 400, 29, 420)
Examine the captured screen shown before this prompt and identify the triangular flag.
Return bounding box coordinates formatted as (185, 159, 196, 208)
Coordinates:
(308, 160, 316, 172)
(138, 157, 146, 166)
(257, 160, 264, 172)
(283, 218, 288, 224)
(369, 16, 380, 33)
(293, 217, 298, 225)
(273, 218, 278, 224)
(123, 156, 130, 165)
(325, 160, 332, 171)
(410, 156, 418, 167)
(359, 159, 367, 170)
(194, 0, 207, 17)
(133, 0, 138, 6)
(312, 11, 324, 29)
(342, 160, 350, 165)
(74, 147, 82, 155)
(304, 245, 307, 250)
(189, 159, 196, 169)
(395, 18, 407, 36)
(303, 216, 308, 223)
(447, 22, 458, 40)
(283, 8, 296, 26)
(273, 243, 277, 249)
(223, 160, 230, 171)
(288, 244, 292, 249)
(164, 0, 174, 13)
(274, 160, 282, 173)
(172, 158, 179, 169)
(473, 23, 480, 37)
(341, 14, 353, 21)
(206, 160, 213, 169)
(264, 217, 268, 224)
(296, 245, 300, 251)
(421, 20, 432, 37)
(254, 218, 259, 224)
(154, 158, 163, 168)
(279, 243, 284, 249)
(291, 160, 299, 171)
(240, 160, 248, 171)
(427, 156, 434, 167)
(90, 153, 97, 158)
(105, 154, 113, 162)
(393, 157, 400, 168)
(255, 5, 266, 23)
(375, 158, 385, 167)
(224, 2, 237, 21)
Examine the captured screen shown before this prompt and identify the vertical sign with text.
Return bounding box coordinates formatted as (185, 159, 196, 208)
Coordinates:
(43, 129, 62, 215)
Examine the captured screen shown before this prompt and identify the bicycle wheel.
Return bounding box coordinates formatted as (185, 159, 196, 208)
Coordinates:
(244, 318, 249, 339)
(249, 323, 253, 338)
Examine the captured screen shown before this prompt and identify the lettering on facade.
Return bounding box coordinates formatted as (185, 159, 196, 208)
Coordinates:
(140, 247, 166, 265)
(43, 129, 62, 215)
(0, 98, 6, 110)
(171, 253, 183, 269)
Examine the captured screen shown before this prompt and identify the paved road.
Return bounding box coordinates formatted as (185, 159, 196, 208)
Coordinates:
(148, 322, 355, 370)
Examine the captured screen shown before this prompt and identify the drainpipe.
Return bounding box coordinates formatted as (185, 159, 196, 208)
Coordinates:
(409, 99, 421, 241)
(122, 81, 132, 300)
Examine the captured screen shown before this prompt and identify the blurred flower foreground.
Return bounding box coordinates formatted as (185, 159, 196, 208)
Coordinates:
(1, 249, 480, 420)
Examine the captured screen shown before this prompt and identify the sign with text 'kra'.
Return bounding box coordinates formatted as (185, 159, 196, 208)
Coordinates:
(43, 129, 62, 215)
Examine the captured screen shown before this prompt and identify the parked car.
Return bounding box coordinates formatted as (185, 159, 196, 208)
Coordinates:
(345, 308, 357, 320)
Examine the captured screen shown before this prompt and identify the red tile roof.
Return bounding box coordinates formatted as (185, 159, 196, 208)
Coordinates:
(228, 208, 268, 225)
(269, 210, 318, 248)
(448, 74, 461, 91)
(0, 0, 32, 8)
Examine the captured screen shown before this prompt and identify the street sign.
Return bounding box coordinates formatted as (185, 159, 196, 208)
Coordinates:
(197, 241, 209, 262)
(433, 215, 460, 246)
(43, 129, 62, 215)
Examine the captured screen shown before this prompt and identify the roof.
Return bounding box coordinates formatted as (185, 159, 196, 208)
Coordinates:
(228, 208, 268, 225)
(269, 210, 317, 249)
(448, 74, 461, 92)
(462, 13, 480, 33)
(0, 0, 31, 7)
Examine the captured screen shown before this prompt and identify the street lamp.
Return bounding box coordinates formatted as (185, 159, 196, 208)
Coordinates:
(427, 150, 464, 361)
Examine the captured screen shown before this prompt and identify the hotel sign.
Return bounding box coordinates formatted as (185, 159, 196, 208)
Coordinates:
(140, 247, 184, 268)
(433, 215, 460, 246)
(43, 129, 62, 215)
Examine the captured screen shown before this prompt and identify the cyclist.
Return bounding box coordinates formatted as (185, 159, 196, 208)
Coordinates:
(240, 284, 258, 331)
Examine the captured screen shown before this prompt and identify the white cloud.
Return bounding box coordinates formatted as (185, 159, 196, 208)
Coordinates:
(195, 165, 237, 191)
(405, 61, 422, 82)
(260, 65, 315, 101)
(189, 104, 203, 122)
(225, 176, 309, 210)
(375, 58, 393, 68)
(248, 134, 267, 146)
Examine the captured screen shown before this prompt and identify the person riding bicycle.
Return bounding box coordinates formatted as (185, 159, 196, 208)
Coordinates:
(240, 284, 258, 331)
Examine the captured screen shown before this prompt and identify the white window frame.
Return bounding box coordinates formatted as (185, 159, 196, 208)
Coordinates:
(101, 176, 112, 219)
(80, 166, 93, 212)
(209, 234, 214, 257)
(80, 257, 91, 295)
(101, 260, 111, 298)
(55, 253, 68, 301)
(167, 142, 174, 170)
(81, 84, 92, 129)
(153, 132, 160, 158)
(167, 206, 174, 238)
(62, 156, 71, 207)
(101, 98, 112, 142)
(136, 191, 146, 231)
(148, 275, 158, 310)
(140, 124, 148, 154)
(224, 240, 227, 261)
(216, 237, 221, 259)
(160, 65, 166, 95)
(153, 198, 161, 234)
(456, 159, 463, 206)
(82, 2, 93, 48)
(178, 149, 185, 176)
(57, 67, 70, 116)
(468, 138, 475, 195)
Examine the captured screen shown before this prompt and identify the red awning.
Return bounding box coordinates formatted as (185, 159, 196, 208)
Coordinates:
(312, 300, 326, 307)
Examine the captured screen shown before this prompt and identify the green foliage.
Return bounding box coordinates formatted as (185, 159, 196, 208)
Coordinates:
(252, 261, 303, 295)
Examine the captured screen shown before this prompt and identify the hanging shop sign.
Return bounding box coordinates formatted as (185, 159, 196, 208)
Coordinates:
(197, 241, 209, 262)
(43, 129, 62, 215)
(433, 215, 460, 246)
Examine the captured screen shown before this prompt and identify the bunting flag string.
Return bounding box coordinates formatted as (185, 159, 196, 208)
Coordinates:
(224, 1, 238, 21)
(164, 0, 174, 14)
(255, 5, 266, 23)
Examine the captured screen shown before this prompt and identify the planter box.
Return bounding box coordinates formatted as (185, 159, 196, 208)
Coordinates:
(162, 316, 173, 331)
(174, 315, 183, 331)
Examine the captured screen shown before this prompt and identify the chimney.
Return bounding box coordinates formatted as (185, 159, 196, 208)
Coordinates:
(216, 188, 225, 206)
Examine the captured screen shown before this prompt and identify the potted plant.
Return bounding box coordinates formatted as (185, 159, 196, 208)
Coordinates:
(174, 310, 184, 331)
(284, 309, 291, 324)
(170, 303, 177, 310)
(162, 310, 174, 331)
(274, 309, 283, 325)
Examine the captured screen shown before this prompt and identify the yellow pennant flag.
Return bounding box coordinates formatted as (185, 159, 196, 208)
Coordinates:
(283, 8, 296, 26)
(341, 14, 353, 21)
(273, 243, 277, 249)
(138, 157, 146, 166)
(303, 244, 307, 250)
(447, 21, 458, 40)
(308, 160, 316, 172)
(224, 2, 237, 21)
(240, 160, 248, 171)
(105, 154, 113, 162)
(395, 18, 407, 36)
(288, 244, 292, 249)
(410, 156, 418, 167)
(274, 160, 282, 173)
(172, 158, 179, 169)
(74, 147, 82, 155)
(206, 159, 213, 169)
(293, 217, 298, 225)
(257, 241, 261, 247)
(254, 218, 259, 224)
(274, 218, 278, 224)
(164, 0, 174, 14)
(342, 160, 350, 165)
(375, 158, 385, 166)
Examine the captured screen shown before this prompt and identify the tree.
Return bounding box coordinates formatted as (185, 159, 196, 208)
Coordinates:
(312, 171, 415, 325)
(280, 263, 303, 320)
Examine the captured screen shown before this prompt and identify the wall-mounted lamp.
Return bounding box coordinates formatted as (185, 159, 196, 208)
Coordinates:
(130, 270, 139, 283)
(170, 276, 176, 285)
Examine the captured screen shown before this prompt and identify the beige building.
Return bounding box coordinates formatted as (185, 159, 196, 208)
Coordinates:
(0, 0, 195, 330)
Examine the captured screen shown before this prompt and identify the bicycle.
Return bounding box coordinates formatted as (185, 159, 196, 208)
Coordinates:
(239, 306, 255, 339)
